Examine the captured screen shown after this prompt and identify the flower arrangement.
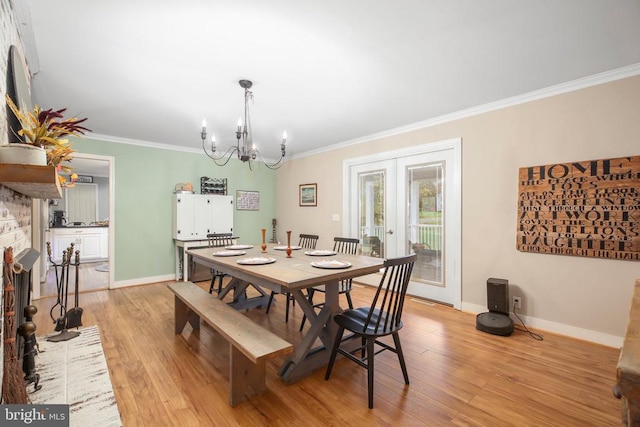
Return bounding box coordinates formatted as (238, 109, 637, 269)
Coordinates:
(5, 94, 90, 186)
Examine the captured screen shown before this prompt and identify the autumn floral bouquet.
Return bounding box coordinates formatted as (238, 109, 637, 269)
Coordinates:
(6, 94, 90, 186)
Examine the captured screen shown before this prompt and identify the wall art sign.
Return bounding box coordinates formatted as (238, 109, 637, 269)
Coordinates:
(517, 155, 640, 261)
(236, 190, 260, 211)
(73, 175, 93, 183)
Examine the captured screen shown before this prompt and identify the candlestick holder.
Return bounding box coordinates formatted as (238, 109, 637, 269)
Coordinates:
(261, 228, 267, 253)
(286, 230, 292, 258)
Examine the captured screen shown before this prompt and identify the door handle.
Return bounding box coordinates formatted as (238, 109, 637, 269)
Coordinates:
(387, 229, 394, 235)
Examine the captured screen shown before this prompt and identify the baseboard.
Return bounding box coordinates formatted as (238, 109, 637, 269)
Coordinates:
(112, 273, 175, 289)
(462, 302, 623, 348)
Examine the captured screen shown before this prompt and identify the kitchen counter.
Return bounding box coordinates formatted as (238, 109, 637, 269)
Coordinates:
(49, 224, 109, 229)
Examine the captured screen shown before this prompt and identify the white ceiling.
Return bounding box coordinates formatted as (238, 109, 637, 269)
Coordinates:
(18, 0, 640, 161)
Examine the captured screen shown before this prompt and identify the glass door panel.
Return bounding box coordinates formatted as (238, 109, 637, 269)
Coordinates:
(359, 170, 385, 258)
(406, 162, 444, 285)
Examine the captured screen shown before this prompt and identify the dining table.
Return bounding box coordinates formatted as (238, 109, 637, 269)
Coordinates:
(186, 243, 385, 383)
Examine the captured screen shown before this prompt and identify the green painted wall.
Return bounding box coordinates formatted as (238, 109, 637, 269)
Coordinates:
(71, 137, 277, 283)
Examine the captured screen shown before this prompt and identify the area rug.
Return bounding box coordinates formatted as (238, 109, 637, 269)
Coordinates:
(95, 263, 109, 272)
(29, 325, 122, 427)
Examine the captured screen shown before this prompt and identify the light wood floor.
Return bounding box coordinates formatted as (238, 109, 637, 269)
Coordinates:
(41, 261, 109, 297)
(31, 280, 622, 426)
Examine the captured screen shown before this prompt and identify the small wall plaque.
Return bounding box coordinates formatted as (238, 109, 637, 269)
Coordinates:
(236, 190, 260, 211)
(74, 175, 93, 183)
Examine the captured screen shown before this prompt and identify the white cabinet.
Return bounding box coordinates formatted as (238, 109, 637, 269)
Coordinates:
(50, 227, 108, 262)
(81, 233, 102, 259)
(172, 194, 233, 241)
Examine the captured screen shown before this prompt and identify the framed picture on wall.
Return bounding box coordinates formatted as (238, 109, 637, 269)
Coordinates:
(299, 183, 317, 207)
(236, 190, 260, 210)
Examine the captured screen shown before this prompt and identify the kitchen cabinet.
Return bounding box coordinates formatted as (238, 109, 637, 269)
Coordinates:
(172, 193, 233, 241)
(49, 226, 108, 262)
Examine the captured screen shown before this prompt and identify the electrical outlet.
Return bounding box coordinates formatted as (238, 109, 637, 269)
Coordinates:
(512, 296, 522, 309)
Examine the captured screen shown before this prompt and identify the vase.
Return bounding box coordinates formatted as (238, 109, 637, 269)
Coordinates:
(286, 231, 292, 258)
(0, 144, 47, 166)
(261, 228, 267, 253)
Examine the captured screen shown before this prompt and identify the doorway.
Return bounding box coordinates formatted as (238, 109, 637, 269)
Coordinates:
(37, 153, 115, 298)
(344, 138, 461, 308)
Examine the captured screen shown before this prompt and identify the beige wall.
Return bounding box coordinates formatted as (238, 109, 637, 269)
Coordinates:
(276, 74, 640, 345)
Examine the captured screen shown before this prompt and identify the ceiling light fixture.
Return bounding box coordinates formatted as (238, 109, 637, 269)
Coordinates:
(201, 79, 287, 170)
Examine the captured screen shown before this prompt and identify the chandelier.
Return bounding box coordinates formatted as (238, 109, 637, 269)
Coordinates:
(201, 79, 287, 170)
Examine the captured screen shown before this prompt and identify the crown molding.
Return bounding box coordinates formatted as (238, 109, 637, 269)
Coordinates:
(90, 63, 640, 161)
(87, 133, 284, 165)
(292, 62, 640, 160)
(88, 133, 202, 153)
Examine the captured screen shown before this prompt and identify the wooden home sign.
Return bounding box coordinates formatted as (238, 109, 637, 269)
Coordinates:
(517, 156, 640, 261)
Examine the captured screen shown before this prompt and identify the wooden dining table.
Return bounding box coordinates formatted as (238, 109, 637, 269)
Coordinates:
(186, 244, 384, 383)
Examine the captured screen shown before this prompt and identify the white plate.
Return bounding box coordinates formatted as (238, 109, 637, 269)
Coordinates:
(212, 250, 246, 257)
(273, 245, 302, 250)
(225, 244, 253, 250)
(305, 250, 337, 256)
(310, 259, 352, 269)
(237, 257, 277, 265)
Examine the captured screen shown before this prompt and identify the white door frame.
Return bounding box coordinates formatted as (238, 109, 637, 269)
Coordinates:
(34, 153, 115, 298)
(74, 153, 115, 289)
(343, 138, 462, 309)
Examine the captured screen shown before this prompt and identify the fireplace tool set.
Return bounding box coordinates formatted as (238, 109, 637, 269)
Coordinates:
(17, 304, 41, 392)
(46, 242, 84, 342)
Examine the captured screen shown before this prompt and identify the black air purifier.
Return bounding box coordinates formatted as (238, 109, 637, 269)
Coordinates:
(476, 277, 514, 336)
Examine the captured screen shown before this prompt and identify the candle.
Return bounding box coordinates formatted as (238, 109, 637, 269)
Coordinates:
(211, 135, 216, 151)
(237, 118, 242, 132)
(201, 119, 207, 133)
(282, 131, 287, 145)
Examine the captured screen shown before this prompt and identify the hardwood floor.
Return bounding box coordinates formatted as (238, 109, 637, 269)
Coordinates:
(41, 261, 109, 297)
(31, 280, 622, 426)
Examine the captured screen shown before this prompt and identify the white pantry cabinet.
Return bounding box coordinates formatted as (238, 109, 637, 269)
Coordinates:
(172, 193, 233, 241)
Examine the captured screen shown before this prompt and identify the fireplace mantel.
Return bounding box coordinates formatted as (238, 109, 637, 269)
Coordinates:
(0, 163, 62, 199)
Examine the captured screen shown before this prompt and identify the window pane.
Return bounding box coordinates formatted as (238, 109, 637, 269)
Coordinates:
(359, 171, 385, 258)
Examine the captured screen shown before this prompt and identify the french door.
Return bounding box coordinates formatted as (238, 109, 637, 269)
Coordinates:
(344, 139, 461, 308)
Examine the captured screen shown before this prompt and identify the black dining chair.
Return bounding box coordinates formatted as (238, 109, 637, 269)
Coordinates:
(325, 253, 416, 409)
(298, 234, 319, 249)
(266, 233, 319, 322)
(206, 233, 235, 294)
(299, 237, 359, 331)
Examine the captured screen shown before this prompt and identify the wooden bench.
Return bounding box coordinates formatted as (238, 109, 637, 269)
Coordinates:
(167, 281, 293, 406)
